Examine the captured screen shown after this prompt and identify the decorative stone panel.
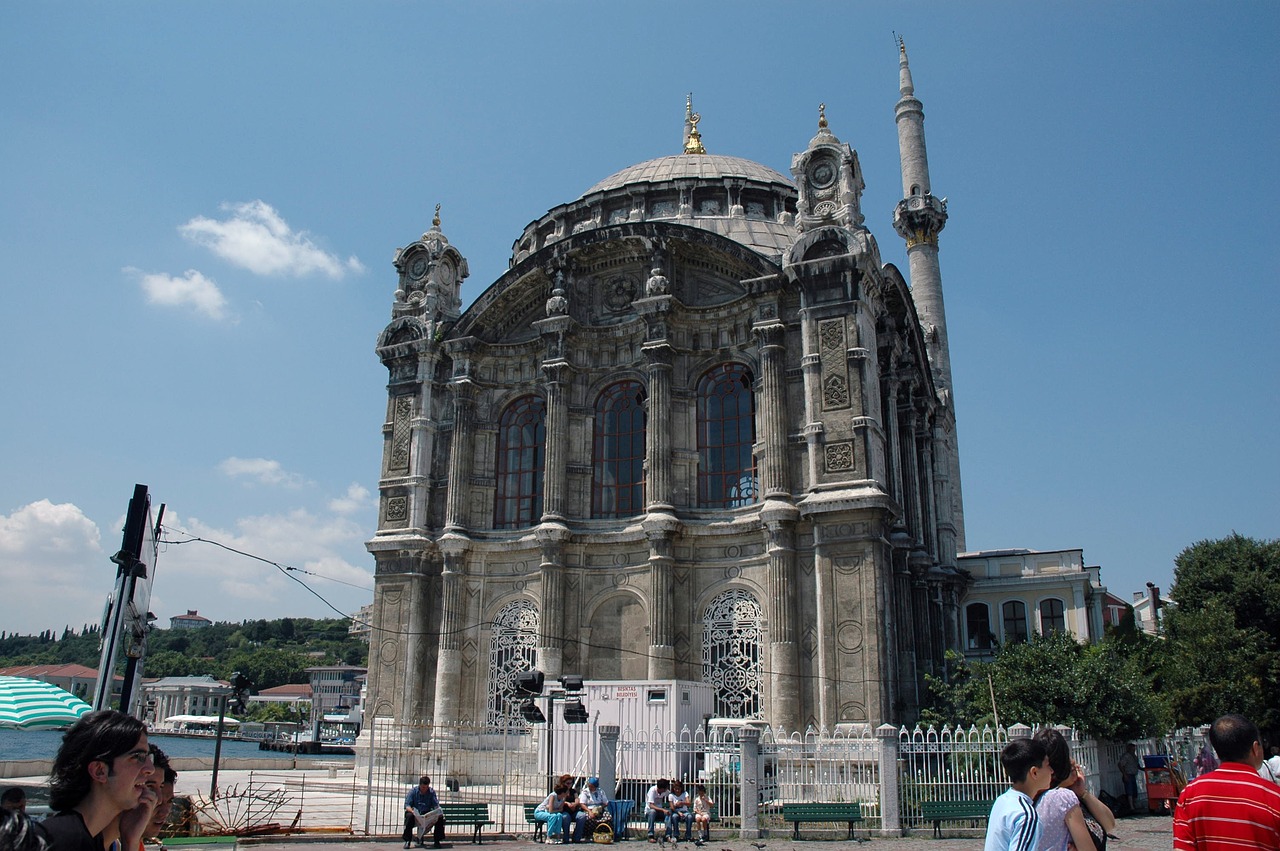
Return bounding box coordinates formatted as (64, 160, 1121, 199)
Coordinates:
(388, 395, 413, 474)
(819, 318, 850, 410)
(383, 494, 409, 527)
(824, 441, 855, 472)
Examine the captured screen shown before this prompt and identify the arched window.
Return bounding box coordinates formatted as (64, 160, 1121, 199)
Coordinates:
(702, 589, 764, 719)
(697, 364, 757, 508)
(494, 395, 545, 529)
(592, 381, 646, 518)
(1039, 599, 1066, 635)
(485, 600, 539, 729)
(1002, 600, 1029, 644)
(965, 603, 994, 650)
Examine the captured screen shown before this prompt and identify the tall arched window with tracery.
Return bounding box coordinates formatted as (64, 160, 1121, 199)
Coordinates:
(494, 395, 545, 529)
(592, 380, 646, 518)
(697, 363, 757, 508)
(702, 589, 764, 719)
(485, 600, 539, 728)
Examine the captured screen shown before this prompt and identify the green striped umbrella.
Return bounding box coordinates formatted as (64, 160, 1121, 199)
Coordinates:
(0, 676, 94, 730)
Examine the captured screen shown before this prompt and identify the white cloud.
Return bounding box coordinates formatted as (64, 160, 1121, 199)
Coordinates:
(0, 500, 107, 634)
(180, 201, 364, 278)
(218, 457, 309, 488)
(328, 483, 372, 515)
(129, 267, 230, 320)
(154, 507, 373, 622)
(0, 494, 374, 638)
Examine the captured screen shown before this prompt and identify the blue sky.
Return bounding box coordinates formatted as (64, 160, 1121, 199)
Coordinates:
(1, 3, 1276, 636)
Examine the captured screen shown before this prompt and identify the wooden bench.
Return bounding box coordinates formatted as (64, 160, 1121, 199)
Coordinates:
(439, 803, 494, 844)
(780, 803, 863, 840)
(918, 799, 993, 838)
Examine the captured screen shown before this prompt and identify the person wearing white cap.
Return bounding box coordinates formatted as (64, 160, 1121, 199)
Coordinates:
(579, 776, 610, 840)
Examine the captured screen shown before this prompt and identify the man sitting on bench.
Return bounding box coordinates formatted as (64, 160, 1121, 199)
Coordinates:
(404, 775, 445, 849)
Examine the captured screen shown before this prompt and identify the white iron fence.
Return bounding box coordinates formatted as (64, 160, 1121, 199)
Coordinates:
(175, 719, 1210, 838)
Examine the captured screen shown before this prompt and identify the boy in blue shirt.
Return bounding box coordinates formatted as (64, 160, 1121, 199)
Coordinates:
(984, 738, 1052, 851)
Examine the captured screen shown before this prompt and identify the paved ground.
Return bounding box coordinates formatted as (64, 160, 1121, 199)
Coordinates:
(7, 766, 1173, 851)
(239, 814, 1173, 851)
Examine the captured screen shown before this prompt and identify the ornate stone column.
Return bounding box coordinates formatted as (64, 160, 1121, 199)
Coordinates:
(534, 283, 574, 525)
(536, 531, 568, 679)
(643, 343, 674, 513)
(765, 521, 800, 730)
(918, 426, 937, 560)
(403, 554, 437, 724)
(432, 550, 466, 726)
(754, 308, 801, 728)
(883, 379, 904, 507)
(901, 403, 925, 551)
(443, 379, 476, 534)
(541, 361, 570, 522)
(754, 316, 792, 499)
(646, 529, 676, 679)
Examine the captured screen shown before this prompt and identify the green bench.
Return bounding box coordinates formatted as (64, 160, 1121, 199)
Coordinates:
(918, 799, 993, 838)
(627, 802, 716, 840)
(524, 803, 546, 842)
(780, 803, 863, 840)
(439, 803, 495, 844)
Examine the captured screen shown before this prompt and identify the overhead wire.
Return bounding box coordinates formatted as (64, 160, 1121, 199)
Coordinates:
(159, 530, 370, 619)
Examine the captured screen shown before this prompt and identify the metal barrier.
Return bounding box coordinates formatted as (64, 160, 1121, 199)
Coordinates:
(176, 719, 1211, 838)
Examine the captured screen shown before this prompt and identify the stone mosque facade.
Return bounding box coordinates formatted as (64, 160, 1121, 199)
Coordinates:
(365, 45, 967, 732)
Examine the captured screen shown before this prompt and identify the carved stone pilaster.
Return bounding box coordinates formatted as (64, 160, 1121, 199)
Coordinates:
(432, 550, 466, 726)
(540, 360, 572, 522)
(766, 520, 801, 730)
(752, 317, 793, 501)
(646, 529, 676, 679)
(883, 379, 904, 511)
(444, 380, 476, 534)
(642, 341, 675, 513)
(535, 534, 565, 680)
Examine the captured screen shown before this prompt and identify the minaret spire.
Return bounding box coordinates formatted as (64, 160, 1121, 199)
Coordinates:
(897, 34, 915, 99)
(891, 38, 966, 556)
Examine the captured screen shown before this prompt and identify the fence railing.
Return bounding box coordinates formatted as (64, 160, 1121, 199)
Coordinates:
(177, 719, 1212, 838)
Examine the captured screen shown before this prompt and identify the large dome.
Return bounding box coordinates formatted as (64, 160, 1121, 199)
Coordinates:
(584, 154, 793, 196)
(510, 152, 800, 264)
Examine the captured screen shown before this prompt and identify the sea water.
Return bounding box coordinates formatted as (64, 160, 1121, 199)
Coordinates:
(0, 728, 352, 763)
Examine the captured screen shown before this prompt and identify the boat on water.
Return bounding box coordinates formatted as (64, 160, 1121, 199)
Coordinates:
(150, 713, 244, 739)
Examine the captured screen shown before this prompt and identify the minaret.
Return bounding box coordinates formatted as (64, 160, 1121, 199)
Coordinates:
(892, 38, 966, 554)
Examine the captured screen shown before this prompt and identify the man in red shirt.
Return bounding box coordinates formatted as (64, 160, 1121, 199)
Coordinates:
(1173, 713, 1280, 850)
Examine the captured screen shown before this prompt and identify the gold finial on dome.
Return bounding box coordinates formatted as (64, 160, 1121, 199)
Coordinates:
(684, 111, 706, 155)
(432, 203, 442, 229)
(682, 93, 707, 155)
(818, 102, 828, 131)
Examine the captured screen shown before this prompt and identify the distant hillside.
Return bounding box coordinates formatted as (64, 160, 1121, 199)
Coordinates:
(0, 617, 367, 691)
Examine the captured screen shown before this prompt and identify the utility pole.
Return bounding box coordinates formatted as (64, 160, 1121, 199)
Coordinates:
(94, 485, 164, 713)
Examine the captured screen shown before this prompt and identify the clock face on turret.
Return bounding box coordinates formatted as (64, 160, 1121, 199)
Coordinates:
(809, 159, 837, 190)
(409, 256, 429, 280)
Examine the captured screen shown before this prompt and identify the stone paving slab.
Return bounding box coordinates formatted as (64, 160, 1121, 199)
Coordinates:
(238, 815, 1172, 851)
(8, 767, 1172, 851)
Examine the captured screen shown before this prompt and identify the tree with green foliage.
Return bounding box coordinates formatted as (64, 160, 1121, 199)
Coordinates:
(921, 631, 1167, 739)
(219, 647, 312, 691)
(0, 617, 368, 687)
(1161, 533, 1280, 731)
